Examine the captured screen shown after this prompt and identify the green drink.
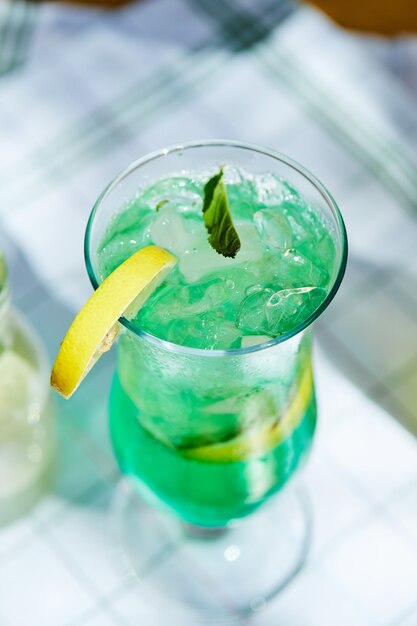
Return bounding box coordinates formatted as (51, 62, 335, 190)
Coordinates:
(88, 146, 344, 528)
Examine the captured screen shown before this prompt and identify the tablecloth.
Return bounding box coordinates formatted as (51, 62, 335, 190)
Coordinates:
(0, 1, 417, 625)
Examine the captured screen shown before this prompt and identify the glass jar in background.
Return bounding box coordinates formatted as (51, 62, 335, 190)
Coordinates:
(0, 253, 53, 526)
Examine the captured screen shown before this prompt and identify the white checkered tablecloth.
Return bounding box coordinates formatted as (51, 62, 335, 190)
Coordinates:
(1, 1, 417, 625)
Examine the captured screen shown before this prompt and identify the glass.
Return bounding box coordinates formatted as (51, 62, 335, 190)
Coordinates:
(85, 141, 347, 619)
(0, 253, 53, 526)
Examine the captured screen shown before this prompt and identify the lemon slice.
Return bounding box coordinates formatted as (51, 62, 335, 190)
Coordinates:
(51, 246, 176, 399)
(183, 363, 313, 462)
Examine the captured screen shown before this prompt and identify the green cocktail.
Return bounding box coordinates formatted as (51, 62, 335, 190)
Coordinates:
(86, 142, 346, 530)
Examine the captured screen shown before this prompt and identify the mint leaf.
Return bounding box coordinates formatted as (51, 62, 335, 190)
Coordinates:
(155, 199, 169, 212)
(202, 168, 241, 258)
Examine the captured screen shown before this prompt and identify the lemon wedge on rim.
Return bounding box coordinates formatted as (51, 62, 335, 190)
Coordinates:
(51, 246, 176, 399)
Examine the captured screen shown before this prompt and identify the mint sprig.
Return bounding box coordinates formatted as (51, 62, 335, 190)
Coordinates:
(202, 168, 241, 259)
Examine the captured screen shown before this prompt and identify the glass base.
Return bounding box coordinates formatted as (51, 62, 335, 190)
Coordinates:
(108, 478, 312, 622)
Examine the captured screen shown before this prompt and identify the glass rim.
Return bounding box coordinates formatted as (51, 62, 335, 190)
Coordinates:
(85, 139, 348, 357)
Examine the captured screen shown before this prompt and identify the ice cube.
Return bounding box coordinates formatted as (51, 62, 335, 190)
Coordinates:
(106, 197, 153, 235)
(213, 268, 260, 311)
(138, 276, 237, 342)
(276, 248, 329, 289)
(140, 176, 204, 214)
(139, 280, 209, 328)
(209, 322, 243, 350)
(246, 284, 265, 296)
(166, 313, 242, 350)
(179, 222, 264, 283)
(99, 213, 154, 273)
(296, 232, 336, 281)
(150, 206, 202, 256)
(179, 246, 234, 283)
(237, 285, 326, 337)
(237, 223, 265, 261)
(254, 209, 292, 249)
(222, 168, 258, 219)
(180, 278, 227, 314)
(282, 199, 325, 244)
(253, 173, 297, 205)
(237, 288, 275, 335)
(265, 286, 327, 334)
(181, 213, 205, 236)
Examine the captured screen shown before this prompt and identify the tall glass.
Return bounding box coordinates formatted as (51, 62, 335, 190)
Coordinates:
(85, 141, 347, 619)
